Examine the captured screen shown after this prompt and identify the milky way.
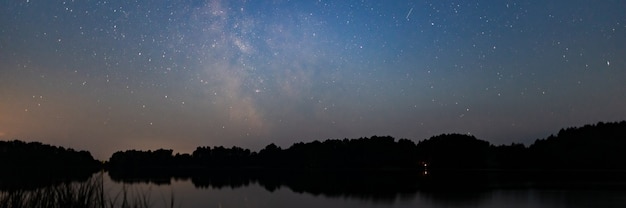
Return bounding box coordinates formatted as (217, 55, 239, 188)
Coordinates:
(1, 0, 625, 159)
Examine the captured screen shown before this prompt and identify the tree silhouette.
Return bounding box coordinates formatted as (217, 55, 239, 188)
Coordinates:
(529, 121, 626, 169)
(415, 134, 491, 169)
(103, 120, 626, 174)
(0, 140, 100, 190)
(0, 140, 100, 171)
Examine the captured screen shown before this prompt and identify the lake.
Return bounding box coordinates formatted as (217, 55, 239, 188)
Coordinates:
(2, 170, 626, 207)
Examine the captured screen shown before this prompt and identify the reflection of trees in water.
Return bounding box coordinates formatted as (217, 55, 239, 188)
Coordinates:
(107, 169, 626, 204)
(191, 171, 252, 189)
(267, 171, 420, 201)
(418, 190, 491, 207)
(108, 170, 437, 202)
(108, 169, 425, 202)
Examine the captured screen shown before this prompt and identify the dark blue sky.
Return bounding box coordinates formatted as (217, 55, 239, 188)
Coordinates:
(1, 0, 625, 159)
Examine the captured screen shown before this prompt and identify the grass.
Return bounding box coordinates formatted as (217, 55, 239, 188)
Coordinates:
(0, 173, 178, 208)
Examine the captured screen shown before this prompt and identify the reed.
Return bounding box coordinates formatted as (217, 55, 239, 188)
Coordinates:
(0, 173, 177, 208)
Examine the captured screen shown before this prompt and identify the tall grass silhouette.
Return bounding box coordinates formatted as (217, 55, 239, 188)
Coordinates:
(0, 173, 178, 208)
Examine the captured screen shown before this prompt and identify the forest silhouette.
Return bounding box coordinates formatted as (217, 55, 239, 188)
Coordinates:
(0, 140, 100, 190)
(104, 120, 626, 199)
(106, 121, 626, 172)
(2, 120, 626, 191)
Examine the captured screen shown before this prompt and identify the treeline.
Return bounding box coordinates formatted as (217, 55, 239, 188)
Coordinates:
(0, 140, 100, 171)
(3, 121, 626, 175)
(0, 140, 101, 189)
(107, 136, 419, 173)
(107, 121, 626, 172)
(417, 121, 626, 170)
(529, 121, 626, 169)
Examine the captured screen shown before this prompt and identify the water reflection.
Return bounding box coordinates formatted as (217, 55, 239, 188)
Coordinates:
(3, 170, 626, 207)
(109, 170, 423, 202)
(107, 170, 626, 204)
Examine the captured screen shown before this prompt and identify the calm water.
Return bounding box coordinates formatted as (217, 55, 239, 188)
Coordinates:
(107, 180, 626, 208)
(3, 171, 626, 208)
(102, 171, 626, 208)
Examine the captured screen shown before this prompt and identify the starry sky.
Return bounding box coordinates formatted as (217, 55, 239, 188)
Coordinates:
(1, 0, 625, 159)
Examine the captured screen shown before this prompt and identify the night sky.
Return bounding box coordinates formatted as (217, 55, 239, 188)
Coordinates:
(1, 0, 625, 159)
